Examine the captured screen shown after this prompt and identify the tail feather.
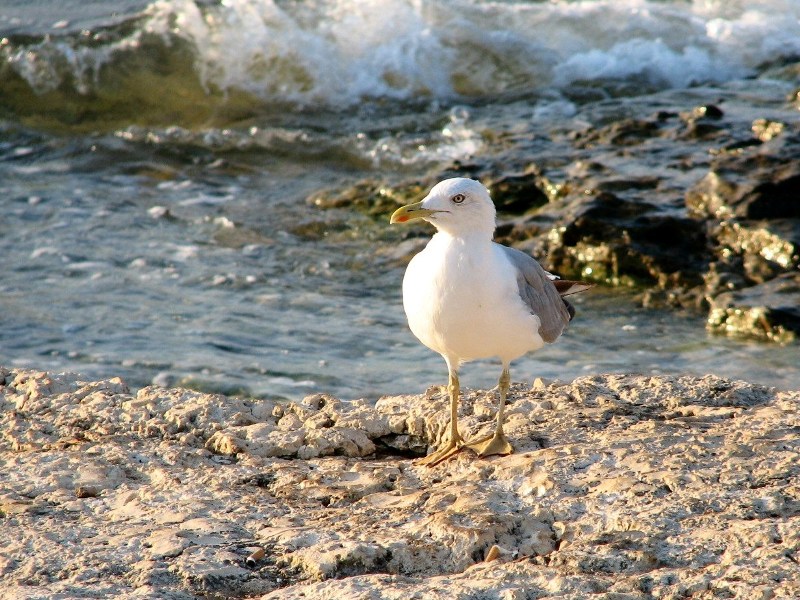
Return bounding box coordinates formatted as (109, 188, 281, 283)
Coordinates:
(553, 280, 594, 322)
(554, 280, 595, 297)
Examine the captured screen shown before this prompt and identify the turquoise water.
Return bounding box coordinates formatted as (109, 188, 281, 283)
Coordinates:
(1, 0, 799, 399)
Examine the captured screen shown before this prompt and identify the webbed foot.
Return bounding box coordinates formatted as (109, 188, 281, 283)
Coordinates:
(414, 438, 465, 466)
(465, 429, 513, 457)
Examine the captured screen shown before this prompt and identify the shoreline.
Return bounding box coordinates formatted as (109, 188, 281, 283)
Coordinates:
(2, 366, 799, 599)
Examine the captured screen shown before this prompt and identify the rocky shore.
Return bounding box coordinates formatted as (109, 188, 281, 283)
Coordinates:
(312, 89, 800, 345)
(2, 366, 799, 599)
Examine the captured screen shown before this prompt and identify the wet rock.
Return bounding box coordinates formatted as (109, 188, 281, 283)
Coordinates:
(305, 88, 799, 349)
(703, 255, 749, 298)
(677, 104, 726, 140)
(714, 219, 800, 278)
(687, 144, 800, 220)
(752, 118, 785, 142)
(690, 136, 800, 342)
(544, 191, 709, 289)
(307, 166, 551, 220)
(307, 179, 427, 216)
(707, 272, 800, 343)
(686, 171, 738, 219)
(570, 117, 662, 148)
(482, 170, 549, 214)
(690, 104, 724, 119)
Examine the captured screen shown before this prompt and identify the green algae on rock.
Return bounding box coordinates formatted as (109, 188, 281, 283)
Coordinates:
(707, 272, 800, 343)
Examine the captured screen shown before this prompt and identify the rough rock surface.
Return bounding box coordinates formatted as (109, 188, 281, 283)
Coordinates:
(708, 272, 800, 343)
(2, 367, 800, 599)
(323, 95, 800, 343)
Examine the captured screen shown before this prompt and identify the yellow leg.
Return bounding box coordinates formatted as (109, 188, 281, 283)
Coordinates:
(465, 367, 514, 457)
(415, 370, 466, 466)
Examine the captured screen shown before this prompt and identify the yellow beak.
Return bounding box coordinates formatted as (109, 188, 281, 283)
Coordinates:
(389, 201, 441, 224)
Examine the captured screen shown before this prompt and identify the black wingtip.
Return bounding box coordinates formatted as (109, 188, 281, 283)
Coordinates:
(564, 299, 576, 322)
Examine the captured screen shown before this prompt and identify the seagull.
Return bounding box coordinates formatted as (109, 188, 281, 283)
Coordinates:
(390, 177, 591, 466)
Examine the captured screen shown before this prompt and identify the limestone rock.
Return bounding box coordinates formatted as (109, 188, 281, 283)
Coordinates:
(2, 368, 800, 599)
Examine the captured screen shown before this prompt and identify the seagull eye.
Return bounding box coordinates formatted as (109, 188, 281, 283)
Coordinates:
(451, 194, 465, 204)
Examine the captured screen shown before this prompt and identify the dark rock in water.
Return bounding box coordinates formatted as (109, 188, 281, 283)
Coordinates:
(311, 93, 799, 346)
(691, 104, 725, 119)
(594, 175, 661, 193)
(483, 171, 548, 214)
(703, 255, 749, 299)
(740, 166, 800, 219)
(687, 164, 800, 219)
(308, 164, 550, 219)
(713, 219, 800, 279)
(678, 120, 725, 141)
(543, 192, 709, 291)
(673, 104, 727, 140)
(676, 126, 800, 341)
(686, 171, 738, 219)
(707, 272, 800, 343)
(307, 179, 428, 216)
(570, 118, 661, 148)
(687, 141, 800, 220)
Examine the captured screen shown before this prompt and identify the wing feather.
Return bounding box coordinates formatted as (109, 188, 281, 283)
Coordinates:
(499, 245, 572, 344)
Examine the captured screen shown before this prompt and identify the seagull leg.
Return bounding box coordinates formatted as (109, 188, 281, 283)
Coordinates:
(415, 369, 465, 466)
(466, 367, 514, 457)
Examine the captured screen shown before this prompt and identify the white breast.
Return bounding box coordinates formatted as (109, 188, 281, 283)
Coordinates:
(402, 233, 544, 365)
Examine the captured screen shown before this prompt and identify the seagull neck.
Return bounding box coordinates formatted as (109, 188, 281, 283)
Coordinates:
(436, 229, 494, 245)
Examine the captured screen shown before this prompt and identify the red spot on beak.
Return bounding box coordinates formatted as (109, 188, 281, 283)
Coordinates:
(397, 216, 409, 222)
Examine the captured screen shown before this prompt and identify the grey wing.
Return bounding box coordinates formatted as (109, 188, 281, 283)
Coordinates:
(500, 245, 572, 344)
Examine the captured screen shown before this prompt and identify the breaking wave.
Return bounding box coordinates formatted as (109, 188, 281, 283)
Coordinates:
(2, 0, 799, 129)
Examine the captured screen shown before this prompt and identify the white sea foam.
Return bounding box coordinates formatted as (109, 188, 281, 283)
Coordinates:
(139, 0, 800, 106)
(6, 0, 800, 108)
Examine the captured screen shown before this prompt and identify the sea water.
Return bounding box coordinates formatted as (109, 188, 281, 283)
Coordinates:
(1, 0, 799, 399)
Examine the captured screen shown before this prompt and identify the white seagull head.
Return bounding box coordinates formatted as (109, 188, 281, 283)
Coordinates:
(390, 177, 496, 237)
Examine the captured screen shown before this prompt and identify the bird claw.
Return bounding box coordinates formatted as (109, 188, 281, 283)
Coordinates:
(414, 440, 464, 467)
(465, 430, 514, 457)
(415, 429, 514, 467)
